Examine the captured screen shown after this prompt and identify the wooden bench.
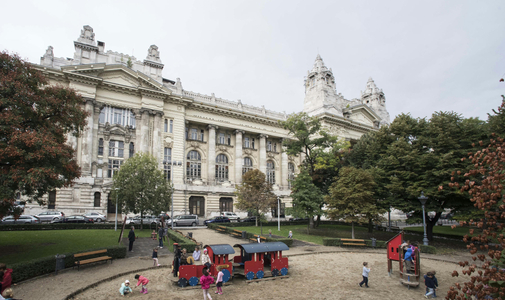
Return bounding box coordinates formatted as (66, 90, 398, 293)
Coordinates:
(340, 238, 366, 247)
(216, 226, 227, 233)
(230, 229, 243, 238)
(249, 234, 266, 243)
(74, 249, 112, 271)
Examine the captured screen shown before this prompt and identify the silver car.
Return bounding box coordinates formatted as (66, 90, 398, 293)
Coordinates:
(1, 215, 40, 224)
(172, 215, 199, 227)
(83, 212, 106, 223)
(36, 211, 65, 222)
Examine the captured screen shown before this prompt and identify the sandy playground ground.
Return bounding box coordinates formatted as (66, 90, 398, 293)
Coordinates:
(72, 252, 469, 300)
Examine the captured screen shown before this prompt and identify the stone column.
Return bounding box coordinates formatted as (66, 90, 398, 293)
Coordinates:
(82, 99, 95, 176)
(234, 130, 244, 184)
(134, 109, 142, 154)
(207, 125, 218, 184)
(259, 134, 268, 174)
(103, 135, 110, 177)
(140, 109, 150, 153)
(281, 138, 289, 188)
(91, 106, 101, 177)
(152, 111, 163, 162)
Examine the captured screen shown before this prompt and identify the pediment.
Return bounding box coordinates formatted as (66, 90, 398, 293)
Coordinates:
(100, 71, 140, 88)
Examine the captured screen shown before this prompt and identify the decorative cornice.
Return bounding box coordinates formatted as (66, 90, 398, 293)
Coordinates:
(143, 59, 164, 69)
(234, 130, 245, 135)
(207, 124, 219, 130)
(258, 134, 268, 139)
(74, 41, 99, 52)
(63, 71, 102, 86)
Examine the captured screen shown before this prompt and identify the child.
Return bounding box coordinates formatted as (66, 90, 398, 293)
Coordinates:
(288, 231, 293, 239)
(180, 248, 188, 266)
(404, 248, 414, 274)
(359, 262, 370, 288)
(119, 280, 132, 296)
(215, 266, 224, 295)
(200, 268, 214, 300)
(134, 274, 149, 294)
(151, 230, 157, 240)
(202, 249, 211, 270)
(193, 247, 201, 261)
(0, 263, 12, 294)
(2, 288, 15, 300)
(153, 247, 160, 267)
(424, 271, 439, 298)
(424, 272, 437, 298)
(269, 229, 272, 238)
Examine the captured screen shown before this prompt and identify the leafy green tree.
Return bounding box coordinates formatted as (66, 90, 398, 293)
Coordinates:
(235, 169, 276, 233)
(289, 168, 324, 234)
(326, 167, 385, 239)
(111, 152, 172, 229)
(280, 112, 346, 228)
(487, 95, 505, 137)
(0, 51, 88, 217)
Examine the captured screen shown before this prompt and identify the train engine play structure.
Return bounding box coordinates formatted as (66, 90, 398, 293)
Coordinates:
(386, 231, 421, 289)
(174, 242, 289, 287)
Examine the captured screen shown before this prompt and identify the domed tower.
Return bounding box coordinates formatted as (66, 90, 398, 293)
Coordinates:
(303, 55, 343, 116)
(361, 77, 390, 125)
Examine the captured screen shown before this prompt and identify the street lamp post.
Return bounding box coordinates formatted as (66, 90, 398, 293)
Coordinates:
(418, 191, 429, 246)
(167, 160, 182, 230)
(277, 196, 280, 231)
(114, 187, 119, 231)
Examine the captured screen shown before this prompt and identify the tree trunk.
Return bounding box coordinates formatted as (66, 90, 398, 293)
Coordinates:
(315, 215, 321, 228)
(309, 216, 315, 229)
(260, 219, 263, 235)
(368, 218, 373, 233)
(307, 219, 310, 234)
(425, 211, 442, 241)
(351, 222, 355, 239)
(140, 212, 144, 230)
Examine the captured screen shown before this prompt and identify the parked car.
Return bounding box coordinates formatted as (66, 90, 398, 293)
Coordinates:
(204, 216, 231, 225)
(36, 211, 65, 222)
(289, 217, 309, 221)
(172, 215, 199, 227)
(220, 212, 240, 222)
(241, 216, 257, 223)
(126, 215, 159, 226)
(0, 215, 40, 224)
(52, 215, 94, 223)
(83, 212, 106, 223)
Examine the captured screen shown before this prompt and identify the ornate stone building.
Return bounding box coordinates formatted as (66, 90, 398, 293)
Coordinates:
(23, 25, 390, 220)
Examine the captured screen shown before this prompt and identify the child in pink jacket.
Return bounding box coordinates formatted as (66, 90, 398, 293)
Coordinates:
(200, 268, 215, 300)
(215, 265, 224, 295)
(134, 274, 150, 294)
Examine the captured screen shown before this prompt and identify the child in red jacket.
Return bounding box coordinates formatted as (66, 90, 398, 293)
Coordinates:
(200, 268, 215, 300)
(134, 274, 149, 294)
(0, 263, 12, 294)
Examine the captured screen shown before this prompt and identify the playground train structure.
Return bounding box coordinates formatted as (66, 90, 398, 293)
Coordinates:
(174, 242, 289, 287)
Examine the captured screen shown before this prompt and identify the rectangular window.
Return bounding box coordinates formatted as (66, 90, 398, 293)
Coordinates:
(227, 134, 231, 146)
(169, 120, 173, 133)
(164, 119, 168, 132)
(164, 147, 172, 162)
(98, 138, 104, 156)
(200, 129, 204, 141)
(117, 141, 124, 158)
(218, 133, 225, 144)
(274, 143, 277, 152)
(267, 141, 272, 152)
(252, 138, 255, 149)
(109, 140, 124, 157)
(191, 128, 198, 140)
(108, 160, 123, 178)
(109, 140, 116, 157)
(164, 147, 172, 181)
(129, 143, 134, 158)
(244, 137, 250, 148)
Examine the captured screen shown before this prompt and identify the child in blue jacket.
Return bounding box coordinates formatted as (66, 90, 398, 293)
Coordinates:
(119, 280, 132, 296)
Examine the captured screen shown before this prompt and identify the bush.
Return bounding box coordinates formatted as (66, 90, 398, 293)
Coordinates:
(323, 238, 342, 246)
(10, 244, 127, 283)
(0, 223, 117, 231)
(166, 229, 196, 253)
(420, 244, 436, 254)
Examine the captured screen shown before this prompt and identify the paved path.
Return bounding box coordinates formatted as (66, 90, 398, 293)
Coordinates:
(14, 228, 475, 300)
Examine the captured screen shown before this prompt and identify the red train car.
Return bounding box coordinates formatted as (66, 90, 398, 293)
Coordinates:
(232, 242, 289, 280)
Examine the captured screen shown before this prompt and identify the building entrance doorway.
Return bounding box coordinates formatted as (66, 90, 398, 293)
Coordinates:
(107, 193, 116, 214)
(189, 196, 205, 216)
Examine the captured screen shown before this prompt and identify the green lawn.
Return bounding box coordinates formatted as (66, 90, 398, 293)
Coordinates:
(0, 229, 154, 264)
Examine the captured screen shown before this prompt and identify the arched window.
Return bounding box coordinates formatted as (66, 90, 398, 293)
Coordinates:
(215, 154, 229, 182)
(186, 150, 202, 180)
(288, 163, 295, 188)
(267, 160, 275, 185)
(94, 192, 101, 207)
(242, 157, 253, 175)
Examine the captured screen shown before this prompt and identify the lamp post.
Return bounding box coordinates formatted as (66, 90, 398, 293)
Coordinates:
(277, 196, 280, 231)
(166, 160, 183, 229)
(418, 191, 429, 246)
(114, 187, 119, 231)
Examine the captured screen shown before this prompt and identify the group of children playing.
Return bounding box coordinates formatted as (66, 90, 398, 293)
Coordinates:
(0, 263, 14, 300)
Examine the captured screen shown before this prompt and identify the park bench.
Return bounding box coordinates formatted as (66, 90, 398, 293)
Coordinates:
(216, 226, 227, 233)
(230, 229, 243, 238)
(249, 234, 266, 243)
(74, 249, 112, 271)
(340, 238, 366, 247)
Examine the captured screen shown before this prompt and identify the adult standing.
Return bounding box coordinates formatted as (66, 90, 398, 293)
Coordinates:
(158, 226, 164, 248)
(128, 226, 135, 252)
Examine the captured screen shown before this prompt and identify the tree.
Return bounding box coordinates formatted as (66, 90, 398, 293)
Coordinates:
(289, 168, 324, 234)
(111, 152, 172, 229)
(487, 95, 505, 137)
(445, 135, 505, 300)
(0, 51, 88, 217)
(280, 112, 345, 228)
(326, 167, 386, 239)
(235, 169, 276, 233)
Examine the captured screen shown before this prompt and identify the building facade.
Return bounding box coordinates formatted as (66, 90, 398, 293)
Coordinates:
(23, 25, 390, 220)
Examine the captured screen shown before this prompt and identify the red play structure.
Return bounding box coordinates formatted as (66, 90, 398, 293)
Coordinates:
(232, 242, 289, 280)
(386, 231, 421, 289)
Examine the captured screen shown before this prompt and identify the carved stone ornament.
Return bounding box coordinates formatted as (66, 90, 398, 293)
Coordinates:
(165, 142, 173, 148)
(147, 45, 161, 62)
(288, 156, 295, 162)
(78, 25, 96, 44)
(190, 141, 200, 149)
(243, 149, 252, 155)
(218, 145, 228, 153)
(267, 152, 275, 158)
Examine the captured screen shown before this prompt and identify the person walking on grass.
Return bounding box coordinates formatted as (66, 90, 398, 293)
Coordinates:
(153, 247, 160, 267)
(200, 268, 214, 300)
(158, 226, 164, 248)
(128, 226, 135, 252)
(359, 262, 371, 288)
(134, 274, 149, 294)
(215, 265, 224, 295)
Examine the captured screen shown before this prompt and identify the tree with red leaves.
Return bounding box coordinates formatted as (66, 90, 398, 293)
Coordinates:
(0, 51, 88, 217)
(446, 98, 505, 299)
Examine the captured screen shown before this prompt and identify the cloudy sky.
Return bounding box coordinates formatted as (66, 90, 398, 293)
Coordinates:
(1, 0, 504, 121)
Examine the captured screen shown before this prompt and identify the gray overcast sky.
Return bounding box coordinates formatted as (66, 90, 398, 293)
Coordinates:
(1, 0, 504, 121)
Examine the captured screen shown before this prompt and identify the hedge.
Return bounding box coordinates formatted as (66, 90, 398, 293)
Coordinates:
(419, 244, 437, 254)
(214, 220, 372, 228)
(9, 245, 127, 283)
(207, 223, 294, 247)
(0, 223, 119, 231)
(323, 238, 387, 248)
(166, 229, 196, 253)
